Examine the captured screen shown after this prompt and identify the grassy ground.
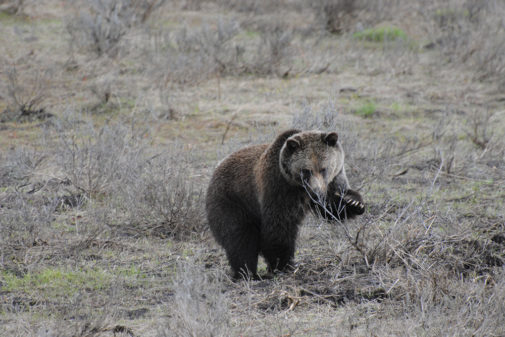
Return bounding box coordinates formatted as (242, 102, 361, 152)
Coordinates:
(1, 0, 505, 336)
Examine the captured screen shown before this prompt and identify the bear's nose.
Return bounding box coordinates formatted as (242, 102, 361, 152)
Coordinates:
(309, 174, 327, 198)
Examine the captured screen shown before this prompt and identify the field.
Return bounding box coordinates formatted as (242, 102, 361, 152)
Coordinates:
(1, 0, 505, 336)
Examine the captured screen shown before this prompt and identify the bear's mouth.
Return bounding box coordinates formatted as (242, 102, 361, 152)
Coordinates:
(301, 180, 327, 204)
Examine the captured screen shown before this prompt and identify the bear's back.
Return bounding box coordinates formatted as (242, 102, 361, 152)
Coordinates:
(206, 144, 268, 218)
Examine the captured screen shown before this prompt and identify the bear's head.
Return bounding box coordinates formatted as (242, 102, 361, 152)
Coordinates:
(279, 131, 345, 199)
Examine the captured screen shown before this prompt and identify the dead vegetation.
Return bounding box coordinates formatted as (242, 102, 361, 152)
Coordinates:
(1, 0, 505, 336)
(0, 0, 28, 16)
(0, 60, 53, 122)
(66, 0, 167, 57)
(430, 0, 505, 86)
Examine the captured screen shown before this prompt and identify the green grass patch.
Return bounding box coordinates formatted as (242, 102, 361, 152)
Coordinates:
(237, 30, 260, 39)
(434, 8, 470, 23)
(389, 102, 417, 115)
(1, 267, 111, 297)
(390, 102, 402, 113)
(51, 221, 76, 232)
(353, 26, 408, 42)
(0, 11, 18, 23)
(117, 266, 147, 279)
(354, 100, 377, 118)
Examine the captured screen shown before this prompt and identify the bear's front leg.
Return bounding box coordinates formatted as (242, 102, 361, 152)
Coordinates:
(260, 241, 295, 273)
(259, 215, 299, 274)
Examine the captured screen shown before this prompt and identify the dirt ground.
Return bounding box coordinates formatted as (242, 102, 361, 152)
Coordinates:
(1, 1, 505, 336)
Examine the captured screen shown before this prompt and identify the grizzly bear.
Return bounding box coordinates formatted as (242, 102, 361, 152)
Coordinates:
(206, 129, 364, 279)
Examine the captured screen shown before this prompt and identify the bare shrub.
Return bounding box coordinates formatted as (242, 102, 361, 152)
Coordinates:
(336, 270, 505, 336)
(430, 123, 458, 175)
(310, 0, 413, 34)
(53, 112, 147, 198)
(50, 111, 205, 239)
(312, 0, 359, 34)
(0, 0, 27, 15)
(0, 192, 57, 270)
(89, 78, 113, 108)
(464, 109, 495, 150)
(364, 206, 504, 277)
(66, 0, 167, 57)
(0, 147, 46, 188)
(292, 100, 342, 132)
(66, 1, 130, 57)
(179, 0, 204, 11)
(361, 0, 411, 25)
(173, 20, 242, 77)
(307, 188, 505, 313)
(424, 109, 503, 180)
(430, 0, 482, 60)
(83, 69, 125, 114)
(1, 299, 122, 337)
(217, 0, 262, 13)
(112, 148, 206, 239)
(429, 0, 505, 86)
(217, 0, 283, 14)
(159, 262, 231, 337)
(472, 18, 505, 86)
(150, 21, 241, 87)
(130, 0, 168, 24)
(150, 20, 294, 87)
(151, 32, 211, 87)
(249, 26, 293, 76)
(0, 62, 52, 122)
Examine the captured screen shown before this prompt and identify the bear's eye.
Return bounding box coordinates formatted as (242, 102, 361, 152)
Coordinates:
(320, 168, 327, 176)
(301, 169, 312, 179)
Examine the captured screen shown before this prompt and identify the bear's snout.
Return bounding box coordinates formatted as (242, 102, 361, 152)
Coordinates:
(304, 174, 327, 200)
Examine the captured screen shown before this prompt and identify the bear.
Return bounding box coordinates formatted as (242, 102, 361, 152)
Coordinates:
(206, 129, 364, 279)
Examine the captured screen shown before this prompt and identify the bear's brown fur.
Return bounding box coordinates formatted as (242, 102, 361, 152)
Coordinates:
(206, 129, 364, 279)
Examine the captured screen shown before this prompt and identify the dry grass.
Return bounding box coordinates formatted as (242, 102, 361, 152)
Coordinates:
(1, 0, 505, 336)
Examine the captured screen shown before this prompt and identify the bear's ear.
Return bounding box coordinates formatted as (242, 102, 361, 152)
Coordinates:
(323, 132, 338, 147)
(286, 138, 300, 151)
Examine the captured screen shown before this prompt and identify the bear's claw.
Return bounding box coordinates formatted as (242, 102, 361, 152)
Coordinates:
(344, 197, 364, 210)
